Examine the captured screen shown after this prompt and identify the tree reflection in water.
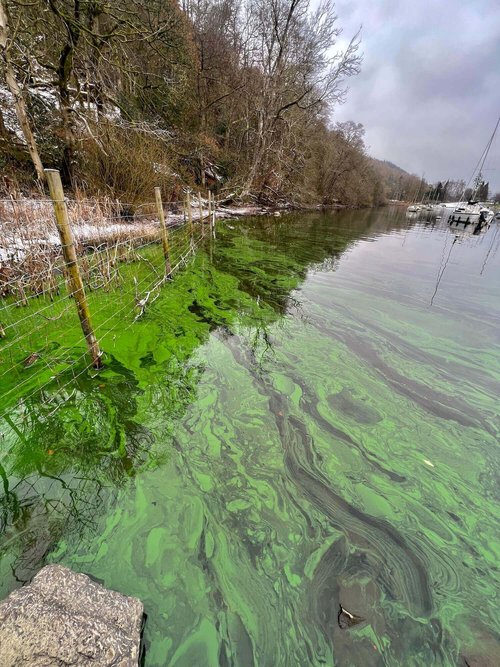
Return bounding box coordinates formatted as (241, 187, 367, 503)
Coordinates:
(1, 210, 410, 590)
(0, 356, 158, 588)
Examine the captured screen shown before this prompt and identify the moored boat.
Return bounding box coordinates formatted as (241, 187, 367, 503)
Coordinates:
(451, 115, 499, 227)
(450, 202, 493, 224)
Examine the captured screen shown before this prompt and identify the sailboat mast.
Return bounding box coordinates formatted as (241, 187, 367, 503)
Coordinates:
(462, 114, 500, 203)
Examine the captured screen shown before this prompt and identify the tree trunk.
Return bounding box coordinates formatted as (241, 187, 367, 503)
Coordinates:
(49, 0, 82, 186)
(0, 0, 45, 182)
(241, 110, 268, 197)
(57, 41, 78, 185)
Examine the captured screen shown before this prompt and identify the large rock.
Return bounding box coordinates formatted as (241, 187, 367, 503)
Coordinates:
(0, 564, 144, 666)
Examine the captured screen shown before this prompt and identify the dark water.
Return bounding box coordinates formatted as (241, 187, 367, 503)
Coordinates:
(1, 208, 499, 665)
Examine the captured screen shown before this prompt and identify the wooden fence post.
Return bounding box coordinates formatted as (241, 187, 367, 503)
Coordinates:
(154, 187, 171, 277)
(45, 169, 102, 369)
(213, 193, 216, 237)
(198, 192, 203, 227)
(187, 191, 194, 249)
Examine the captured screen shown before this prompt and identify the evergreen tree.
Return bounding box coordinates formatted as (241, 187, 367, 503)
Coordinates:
(435, 182, 443, 202)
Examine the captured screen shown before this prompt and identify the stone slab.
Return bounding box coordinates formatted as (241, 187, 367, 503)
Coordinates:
(0, 564, 144, 666)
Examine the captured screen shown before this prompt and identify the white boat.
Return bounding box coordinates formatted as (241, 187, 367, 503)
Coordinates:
(449, 202, 493, 224)
(451, 115, 499, 227)
(407, 205, 420, 212)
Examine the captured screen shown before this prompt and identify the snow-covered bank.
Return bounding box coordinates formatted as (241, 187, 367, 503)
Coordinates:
(0, 196, 276, 266)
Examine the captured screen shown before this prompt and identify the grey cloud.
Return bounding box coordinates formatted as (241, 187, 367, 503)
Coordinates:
(331, 0, 500, 191)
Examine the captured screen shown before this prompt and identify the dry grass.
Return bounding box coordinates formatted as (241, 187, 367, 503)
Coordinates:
(0, 194, 163, 301)
(0, 184, 219, 304)
(77, 120, 179, 207)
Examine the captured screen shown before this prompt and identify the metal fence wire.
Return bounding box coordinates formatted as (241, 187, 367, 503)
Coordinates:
(0, 172, 218, 422)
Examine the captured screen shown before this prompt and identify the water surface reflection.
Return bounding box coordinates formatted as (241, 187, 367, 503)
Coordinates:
(0, 208, 499, 666)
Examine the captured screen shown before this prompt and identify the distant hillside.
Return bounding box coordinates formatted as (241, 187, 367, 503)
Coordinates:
(371, 158, 408, 176)
(369, 158, 423, 201)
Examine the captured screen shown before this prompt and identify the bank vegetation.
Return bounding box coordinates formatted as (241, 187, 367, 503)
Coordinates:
(0, 0, 420, 208)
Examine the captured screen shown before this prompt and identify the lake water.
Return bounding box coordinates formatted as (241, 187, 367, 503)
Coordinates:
(1, 208, 499, 666)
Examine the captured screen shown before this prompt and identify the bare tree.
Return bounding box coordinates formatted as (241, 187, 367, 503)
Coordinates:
(0, 0, 44, 181)
(240, 0, 361, 195)
(0, 0, 372, 207)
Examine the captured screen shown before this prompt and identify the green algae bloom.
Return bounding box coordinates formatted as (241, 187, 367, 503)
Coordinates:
(0, 209, 499, 666)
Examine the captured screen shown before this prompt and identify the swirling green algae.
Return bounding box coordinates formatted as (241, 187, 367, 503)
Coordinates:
(0, 210, 499, 665)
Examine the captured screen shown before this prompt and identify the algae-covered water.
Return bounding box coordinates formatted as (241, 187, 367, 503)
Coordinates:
(1, 208, 499, 666)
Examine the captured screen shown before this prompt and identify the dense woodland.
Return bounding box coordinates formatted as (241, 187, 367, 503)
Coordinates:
(1, 0, 427, 207)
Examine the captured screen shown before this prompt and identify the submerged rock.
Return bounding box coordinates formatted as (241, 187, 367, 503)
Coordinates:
(460, 654, 498, 667)
(22, 352, 40, 367)
(328, 388, 382, 425)
(338, 604, 365, 629)
(0, 564, 144, 666)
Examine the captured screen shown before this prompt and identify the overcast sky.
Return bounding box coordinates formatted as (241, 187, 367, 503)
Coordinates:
(329, 0, 500, 192)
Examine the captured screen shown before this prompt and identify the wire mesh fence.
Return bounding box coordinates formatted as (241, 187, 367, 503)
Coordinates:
(0, 173, 223, 586)
(0, 174, 217, 424)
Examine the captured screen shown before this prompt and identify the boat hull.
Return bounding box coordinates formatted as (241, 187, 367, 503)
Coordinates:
(450, 211, 481, 223)
(450, 206, 493, 224)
